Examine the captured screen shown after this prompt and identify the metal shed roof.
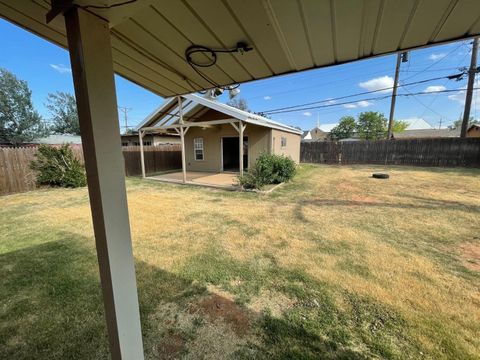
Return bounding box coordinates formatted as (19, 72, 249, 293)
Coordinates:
(1, 0, 479, 97)
(137, 94, 303, 135)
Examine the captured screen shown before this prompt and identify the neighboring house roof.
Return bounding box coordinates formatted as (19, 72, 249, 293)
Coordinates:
(393, 128, 460, 139)
(402, 118, 433, 130)
(468, 124, 480, 131)
(302, 130, 312, 139)
(35, 134, 82, 144)
(136, 94, 302, 135)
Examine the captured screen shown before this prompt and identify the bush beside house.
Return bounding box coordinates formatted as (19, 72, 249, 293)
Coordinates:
(239, 153, 296, 190)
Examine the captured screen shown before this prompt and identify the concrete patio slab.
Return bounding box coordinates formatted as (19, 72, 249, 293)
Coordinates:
(147, 171, 240, 189)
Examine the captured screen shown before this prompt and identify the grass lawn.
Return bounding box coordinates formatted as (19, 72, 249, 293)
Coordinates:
(1, 164, 479, 359)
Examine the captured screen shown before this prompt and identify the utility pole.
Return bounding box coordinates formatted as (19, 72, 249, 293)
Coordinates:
(118, 106, 132, 134)
(438, 117, 443, 129)
(461, 37, 478, 138)
(387, 52, 408, 139)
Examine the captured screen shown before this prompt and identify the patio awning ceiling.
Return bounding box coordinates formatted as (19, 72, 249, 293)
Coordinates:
(1, 0, 479, 98)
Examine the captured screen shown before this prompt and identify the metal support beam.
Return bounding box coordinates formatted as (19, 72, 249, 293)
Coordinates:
(139, 129, 145, 178)
(178, 96, 187, 184)
(64, 7, 144, 359)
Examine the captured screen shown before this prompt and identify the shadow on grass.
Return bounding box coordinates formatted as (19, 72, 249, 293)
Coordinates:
(0, 233, 371, 360)
(294, 196, 480, 213)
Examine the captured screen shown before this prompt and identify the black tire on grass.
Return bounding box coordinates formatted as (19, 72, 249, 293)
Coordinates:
(372, 173, 389, 179)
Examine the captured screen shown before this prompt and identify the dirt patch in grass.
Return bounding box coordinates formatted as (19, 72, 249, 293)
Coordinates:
(156, 333, 185, 360)
(193, 294, 251, 336)
(248, 290, 296, 317)
(459, 242, 480, 271)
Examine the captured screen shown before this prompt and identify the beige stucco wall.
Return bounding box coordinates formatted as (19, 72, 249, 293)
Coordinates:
(184, 122, 271, 172)
(271, 129, 301, 163)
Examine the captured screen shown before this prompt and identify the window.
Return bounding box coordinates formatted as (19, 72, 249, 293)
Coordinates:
(143, 141, 152, 146)
(281, 136, 287, 148)
(194, 138, 204, 160)
(121, 142, 129, 147)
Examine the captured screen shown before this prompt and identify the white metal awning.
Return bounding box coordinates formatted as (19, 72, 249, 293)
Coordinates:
(1, 0, 479, 97)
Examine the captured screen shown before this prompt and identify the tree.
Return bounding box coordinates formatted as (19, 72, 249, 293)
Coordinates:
(356, 111, 387, 140)
(227, 97, 250, 112)
(392, 120, 409, 133)
(451, 116, 479, 129)
(46, 91, 80, 135)
(330, 116, 356, 140)
(0, 68, 47, 146)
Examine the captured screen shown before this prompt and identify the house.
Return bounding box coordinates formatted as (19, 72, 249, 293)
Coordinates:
(136, 94, 302, 175)
(120, 133, 180, 146)
(467, 124, 480, 137)
(392, 128, 460, 139)
(302, 127, 328, 141)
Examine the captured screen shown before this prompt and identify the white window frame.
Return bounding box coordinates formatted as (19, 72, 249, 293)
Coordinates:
(281, 136, 287, 148)
(194, 137, 204, 161)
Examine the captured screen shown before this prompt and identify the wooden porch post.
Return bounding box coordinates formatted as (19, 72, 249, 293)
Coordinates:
(139, 129, 146, 178)
(64, 7, 144, 359)
(239, 121, 244, 176)
(177, 96, 187, 183)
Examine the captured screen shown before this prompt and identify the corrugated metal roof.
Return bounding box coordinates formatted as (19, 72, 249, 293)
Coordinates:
(137, 94, 303, 134)
(1, 0, 479, 97)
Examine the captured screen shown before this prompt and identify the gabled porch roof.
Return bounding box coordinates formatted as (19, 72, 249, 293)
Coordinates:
(136, 93, 303, 135)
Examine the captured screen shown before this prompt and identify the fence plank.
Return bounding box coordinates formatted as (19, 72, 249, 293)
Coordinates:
(0, 144, 181, 195)
(300, 138, 480, 167)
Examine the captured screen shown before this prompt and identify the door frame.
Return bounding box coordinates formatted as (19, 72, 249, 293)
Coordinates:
(220, 136, 249, 172)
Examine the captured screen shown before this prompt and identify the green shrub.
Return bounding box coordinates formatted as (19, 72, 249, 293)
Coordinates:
(238, 153, 296, 190)
(30, 144, 87, 188)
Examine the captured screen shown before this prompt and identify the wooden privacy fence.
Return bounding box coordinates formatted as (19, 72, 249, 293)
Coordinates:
(301, 138, 480, 167)
(0, 144, 181, 195)
(122, 145, 181, 176)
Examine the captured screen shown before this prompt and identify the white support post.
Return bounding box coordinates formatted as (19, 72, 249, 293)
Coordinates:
(239, 121, 244, 176)
(64, 7, 144, 360)
(139, 129, 146, 178)
(177, 96, 187, 184)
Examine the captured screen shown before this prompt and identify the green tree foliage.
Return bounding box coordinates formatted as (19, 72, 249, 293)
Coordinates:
(0, 68, 47, 146)
(451, 117, 479, 129)
(330, 116, 356, 140)
(30, 144, 86, 188)
(238, 153, 296, 189)
(392, 120, 409, 133)
(46, 91, 80, 135)
(356, 111, 387, 140)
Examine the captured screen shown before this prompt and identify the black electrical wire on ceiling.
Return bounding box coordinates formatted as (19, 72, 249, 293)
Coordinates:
(185, 42, 253, 90)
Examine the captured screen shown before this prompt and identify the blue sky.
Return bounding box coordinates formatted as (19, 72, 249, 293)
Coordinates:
(0, 18, 476, 131)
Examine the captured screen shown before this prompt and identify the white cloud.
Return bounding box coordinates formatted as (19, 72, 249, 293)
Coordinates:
(263, 95, 272, 100)
(448, 79, 480, 107)
(50, 64, 71, 74)
(424, 85, 446, 93)
(302, 111, 312, 116)
(358, 76, 394, 93)
(324, 98, 336, 105)
(357, 100, 373, 107)
(343, 100, 373, 109)
(429, 53, 446, 61)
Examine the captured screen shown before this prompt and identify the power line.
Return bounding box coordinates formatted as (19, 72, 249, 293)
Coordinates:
(261, 72, 467, 114)
(263, 88, 480, 115)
